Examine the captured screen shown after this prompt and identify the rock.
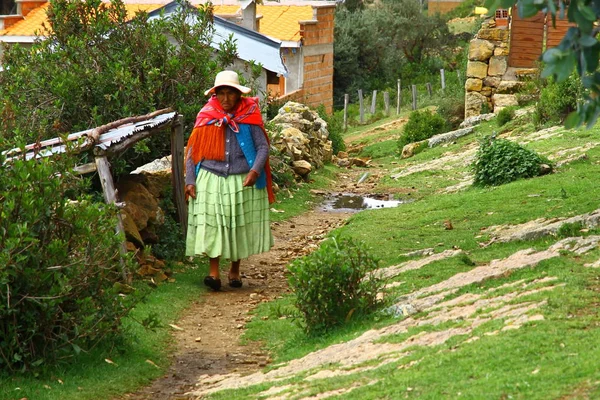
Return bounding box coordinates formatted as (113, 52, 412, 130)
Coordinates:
(539, 164, 553, 175)
(494, 46, 510, 56)
(488, 56, 508, 76)
(121, 211, 144, 247)
(292, 160, 312, 177)
(477, 28, 509, 41)
(465, 78, 483, 91)
(428, 127, 475, 148)
(349, 157, 370, 167)
(466, 61, 488, 79)
(465, 91, 489, 118)
(459, 113, 496, 128)
(401, 141, 426, 159)
(483, 76, 501, 88)
(468, 39, 495, 61)
(496, 80, 524, 94)
(492, 94, 519, 112)
(337, 151, 349, 159)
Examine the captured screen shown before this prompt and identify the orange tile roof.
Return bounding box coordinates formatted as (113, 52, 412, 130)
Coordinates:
(0, 3, 163, 37)
(214, 4, 314, 42)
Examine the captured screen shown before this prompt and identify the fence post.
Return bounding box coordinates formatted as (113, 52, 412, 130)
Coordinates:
(411, 84, 417, 111)
(343, 93, 349, 131)
(440, 69, 446, 92)
(397, 79, 401, 115)
(384, 91, 390, 116)
(457, 70, 463, 88)
(426, 82, 432, 97)
(358, 89, 364, 124)
(370, 90, 377, 114)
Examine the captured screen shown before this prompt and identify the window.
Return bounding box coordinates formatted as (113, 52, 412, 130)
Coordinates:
(0, 0, 17, 15)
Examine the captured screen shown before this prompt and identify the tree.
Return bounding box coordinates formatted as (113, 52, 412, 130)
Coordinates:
(485, 0, 600, 127)
(374, 0, 451, 64)
(0, 0, 238, 168)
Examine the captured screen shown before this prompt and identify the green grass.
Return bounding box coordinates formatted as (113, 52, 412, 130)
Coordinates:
(0, 265, 207, 400)
(6, 101, 600, 399)
(231, 108, 600, 399)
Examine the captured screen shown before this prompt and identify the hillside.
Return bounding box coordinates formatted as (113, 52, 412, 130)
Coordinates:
(185, 110, 600, 399)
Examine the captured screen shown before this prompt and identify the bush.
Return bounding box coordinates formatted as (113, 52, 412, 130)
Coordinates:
(287, 234, 384, 335)
(398, 109, 447, 150)
(317, 105, 346, 155)
(0, 0, 238, 174)
(533, 74, 582, 127)
(472, 135, 552, 186)
(437, 90, 466, 130)
(0, 152, 140, 372)
(497, 106, 517, 127)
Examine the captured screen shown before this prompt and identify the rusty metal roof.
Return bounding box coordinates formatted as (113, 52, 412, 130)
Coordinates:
(4, 111, 178, 161)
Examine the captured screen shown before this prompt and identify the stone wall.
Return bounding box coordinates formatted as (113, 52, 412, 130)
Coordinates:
(465, 18, 521, 118)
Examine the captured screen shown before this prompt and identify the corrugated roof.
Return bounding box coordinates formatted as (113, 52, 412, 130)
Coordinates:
(214, 4, 313, 42)
(3, 112, 178, 161)
(0, 3, 163, 37)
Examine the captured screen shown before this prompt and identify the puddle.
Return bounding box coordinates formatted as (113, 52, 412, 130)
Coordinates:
(321, 193, 404, 212)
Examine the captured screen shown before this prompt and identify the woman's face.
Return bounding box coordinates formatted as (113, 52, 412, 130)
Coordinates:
(215, 86, 241, 112)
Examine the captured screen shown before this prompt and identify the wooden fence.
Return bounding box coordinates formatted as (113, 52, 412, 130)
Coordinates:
(342, 68, 463, 130)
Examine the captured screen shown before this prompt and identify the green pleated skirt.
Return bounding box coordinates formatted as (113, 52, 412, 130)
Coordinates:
(186, 169, 273, 261)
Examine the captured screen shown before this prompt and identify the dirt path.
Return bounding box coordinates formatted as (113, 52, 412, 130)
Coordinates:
(121, 170, 374, 400)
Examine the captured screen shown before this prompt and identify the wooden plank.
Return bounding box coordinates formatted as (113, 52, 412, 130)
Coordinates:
(95, 155, 129, 280)
(170, 115, 187, 238)
(509, 6, 544, 68)
(73, 162, 97, 175)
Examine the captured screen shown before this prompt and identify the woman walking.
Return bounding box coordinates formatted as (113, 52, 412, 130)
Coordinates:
(185, 70, 275, 291)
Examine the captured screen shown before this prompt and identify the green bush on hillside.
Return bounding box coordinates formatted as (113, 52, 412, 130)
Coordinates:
(317, 105, 347, 155)
(533, 74, 582, 127)
(398, 109, 447, 151)
(472, 135, 552, 186)
(497, 106, 517, 127)
(287, 234, 384, 335)
(0, 152, 140, 372)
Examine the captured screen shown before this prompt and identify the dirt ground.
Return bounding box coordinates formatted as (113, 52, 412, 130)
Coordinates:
(121, 169, 374, 400)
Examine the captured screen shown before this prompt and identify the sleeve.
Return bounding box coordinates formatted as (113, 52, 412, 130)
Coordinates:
(185, 146, 196, 186)
(250, 125, 268, 174)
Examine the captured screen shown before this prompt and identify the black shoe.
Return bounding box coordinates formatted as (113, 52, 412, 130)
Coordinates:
(203, 276, 221, 291)
(228, 277, 243, 288)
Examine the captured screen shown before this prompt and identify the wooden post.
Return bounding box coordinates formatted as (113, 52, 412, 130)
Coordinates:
(411, 85, 417, 111)
(170, 114, 187, 238)
(95, 155, 128, 281)
(440, 69, 446, 91)
(384, 91, 390, 116)
(426, 82, 432, 97)
(343, 94, 349, 131)
(397, 79, 401, 115)
(457, 70, 463, 88)
(370, 90, 377, 114)
(358, 89, 364, 124)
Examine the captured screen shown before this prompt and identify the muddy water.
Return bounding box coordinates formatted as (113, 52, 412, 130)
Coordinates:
(321, 193, 404, 212)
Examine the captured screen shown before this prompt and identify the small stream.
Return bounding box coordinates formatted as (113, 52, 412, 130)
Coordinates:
(320, 193, 404, 212)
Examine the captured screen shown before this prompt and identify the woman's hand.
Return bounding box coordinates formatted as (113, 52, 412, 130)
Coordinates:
(185, 184, 196, 202)
(243, 170, 259, 187)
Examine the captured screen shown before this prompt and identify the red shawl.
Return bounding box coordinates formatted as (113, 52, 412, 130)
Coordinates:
(186, 96, 275, 203)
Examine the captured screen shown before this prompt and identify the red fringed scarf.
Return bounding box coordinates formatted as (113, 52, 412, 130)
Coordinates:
(186, 96, 275, 203)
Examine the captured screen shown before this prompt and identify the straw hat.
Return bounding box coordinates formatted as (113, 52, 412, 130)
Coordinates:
(204, 70, 251, 96)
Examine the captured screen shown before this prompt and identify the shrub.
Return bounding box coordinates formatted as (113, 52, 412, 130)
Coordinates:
(317, 105, 346, 155)
(497, 106, 517, 127)
(0, 152, 140, 372)
(287, 234, 385, 335)
(398, 109, 447, 150)
(533, 73, 582, 127)
(0, 0, 238, 174)
(437, 90, 466, 130)
(472, 135, 552, 186)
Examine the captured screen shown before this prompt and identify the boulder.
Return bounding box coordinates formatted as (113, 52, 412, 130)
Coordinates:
(468, 39, 495, 61)
(488, 56, 508, 76)
(466, 61, 488, 79)
(465, 78, 483, 92)
(465, 91, 489, 118)
(292, 160, 312, 177)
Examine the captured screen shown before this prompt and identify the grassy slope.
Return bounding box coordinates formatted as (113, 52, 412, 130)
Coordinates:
(226, 114, 600, 399)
